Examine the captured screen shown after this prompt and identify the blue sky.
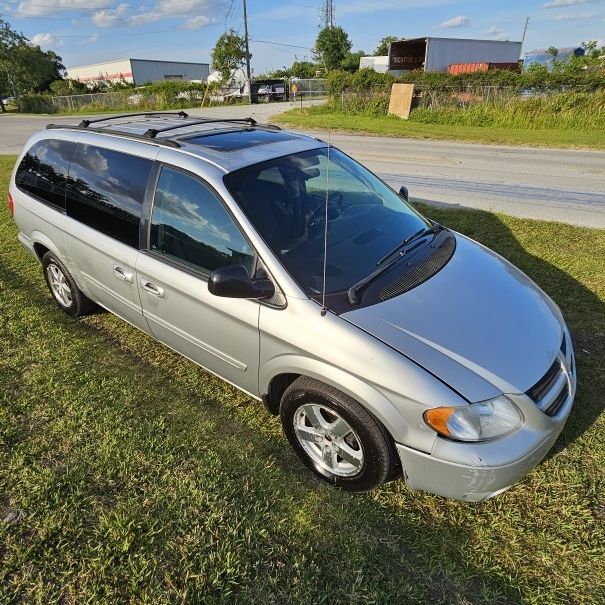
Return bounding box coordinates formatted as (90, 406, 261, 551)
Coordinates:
(3, 0, 604, 72)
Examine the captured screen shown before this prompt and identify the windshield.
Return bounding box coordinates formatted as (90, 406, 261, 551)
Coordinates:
(224, 147, 429, 295)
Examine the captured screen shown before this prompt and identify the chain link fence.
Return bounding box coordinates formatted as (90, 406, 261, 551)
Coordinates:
(336, 84, 598, 115)
(48, 79, 328, 113)
(289, 78, 328, 100)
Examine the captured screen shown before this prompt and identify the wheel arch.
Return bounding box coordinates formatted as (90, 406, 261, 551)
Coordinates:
(30, 231, 61, 263)
(260, 356, 410, 444)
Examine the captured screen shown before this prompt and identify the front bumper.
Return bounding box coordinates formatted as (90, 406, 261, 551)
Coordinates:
(396, 422, 565, 503)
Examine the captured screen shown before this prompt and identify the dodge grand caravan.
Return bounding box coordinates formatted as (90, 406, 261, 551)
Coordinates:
(8, 112, 576, 500)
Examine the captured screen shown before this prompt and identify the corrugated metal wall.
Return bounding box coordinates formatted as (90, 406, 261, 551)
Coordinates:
(131, 60, 210, 84)
(425, 39, 522, 72)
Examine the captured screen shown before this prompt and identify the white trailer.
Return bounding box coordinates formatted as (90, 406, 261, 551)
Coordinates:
(387, 37, 522, 74)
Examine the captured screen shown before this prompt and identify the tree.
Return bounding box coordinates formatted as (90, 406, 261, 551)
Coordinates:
(374, 36, 397, 56)
(0, 15, 64, 111)
(341, 50, 366, 73)
(211, 29, 249, 83)
(11, 44, 64, 92)
(313, 26, 352, 71)
(290, 60, 318, 79)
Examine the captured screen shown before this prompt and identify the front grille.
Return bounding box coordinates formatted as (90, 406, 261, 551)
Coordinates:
(526, 359, 561, 403)
(526, 335, 572, 419)
(545, 383, 569, 417)
(379, 235, 456, 302)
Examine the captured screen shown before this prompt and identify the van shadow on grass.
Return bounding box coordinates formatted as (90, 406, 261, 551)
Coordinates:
(1, 203, 603, 603)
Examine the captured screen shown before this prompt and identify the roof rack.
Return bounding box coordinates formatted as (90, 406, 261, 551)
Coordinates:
(45, 123, 182, 148)
(45, 113, 282, 149)
(143, 117, 260, 138)
(78, 111, 189, 128)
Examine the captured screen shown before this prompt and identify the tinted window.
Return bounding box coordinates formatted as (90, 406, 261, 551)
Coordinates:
(16, 139, 76, 210)
(150, 166, 254, 274)
(66, 144, 152, 247)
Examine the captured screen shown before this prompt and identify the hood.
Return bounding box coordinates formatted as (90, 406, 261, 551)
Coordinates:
(342, 234, 563, 402)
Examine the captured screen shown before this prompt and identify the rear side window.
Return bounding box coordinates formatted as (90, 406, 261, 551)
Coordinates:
(66, 144, 152, 248)
(15, 139, 76, 211)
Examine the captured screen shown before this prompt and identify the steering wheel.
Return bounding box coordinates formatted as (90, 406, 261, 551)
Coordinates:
(308, 191, 344, 226)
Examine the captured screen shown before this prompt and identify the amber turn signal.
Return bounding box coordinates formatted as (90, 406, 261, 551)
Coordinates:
(423, 407, 455, 437)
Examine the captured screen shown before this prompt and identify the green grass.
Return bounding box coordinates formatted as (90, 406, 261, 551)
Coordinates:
(1, 154, 604, 604)
(274, 106, 605, 149)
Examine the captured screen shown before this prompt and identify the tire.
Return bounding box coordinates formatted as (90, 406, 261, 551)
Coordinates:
(42, 252, 96, 318)
(280, 376, 396, 492)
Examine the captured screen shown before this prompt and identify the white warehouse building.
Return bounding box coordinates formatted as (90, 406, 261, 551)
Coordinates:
(66, 58, 210, 86)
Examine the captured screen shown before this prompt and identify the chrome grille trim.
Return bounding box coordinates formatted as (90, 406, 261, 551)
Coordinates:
(535, 367, 567, 412)
(526, 333, 576, 420)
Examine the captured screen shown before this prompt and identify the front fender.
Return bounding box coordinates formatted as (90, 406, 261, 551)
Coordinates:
(260, 354, 411, 444)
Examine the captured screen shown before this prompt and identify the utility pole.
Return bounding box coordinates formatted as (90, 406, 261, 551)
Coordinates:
(242, 0, 252, 104)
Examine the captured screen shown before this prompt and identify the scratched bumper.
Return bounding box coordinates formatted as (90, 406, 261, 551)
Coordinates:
(396, 429, 562, 502)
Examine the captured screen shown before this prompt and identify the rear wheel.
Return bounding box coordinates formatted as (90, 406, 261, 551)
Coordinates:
(280, 376, 396, 491)
(42, 252, 96, 317)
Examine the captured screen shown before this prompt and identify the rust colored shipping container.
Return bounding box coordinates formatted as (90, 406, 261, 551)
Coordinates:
(448, 62, 520, 74)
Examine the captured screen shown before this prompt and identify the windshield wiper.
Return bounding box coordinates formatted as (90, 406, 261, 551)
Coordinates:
(348, 223, 445, 305)
(376, 223, 444, 267)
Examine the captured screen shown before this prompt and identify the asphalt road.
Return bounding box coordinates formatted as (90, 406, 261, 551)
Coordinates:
(1, 101, 604, 228)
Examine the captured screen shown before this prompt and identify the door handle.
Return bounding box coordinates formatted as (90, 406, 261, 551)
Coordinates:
(140, 280, 164, 298)
(113, 264, 133, 283)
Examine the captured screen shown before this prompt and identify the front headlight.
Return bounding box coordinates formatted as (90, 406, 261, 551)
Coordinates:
(423, 396, 523, 442)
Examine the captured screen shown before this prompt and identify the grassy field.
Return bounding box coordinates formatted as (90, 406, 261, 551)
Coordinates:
(0, 153, 604, 604)
(274, 106, 605, 149)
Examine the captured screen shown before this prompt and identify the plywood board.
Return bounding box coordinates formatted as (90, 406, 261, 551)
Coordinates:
(388, 83, 415, 119)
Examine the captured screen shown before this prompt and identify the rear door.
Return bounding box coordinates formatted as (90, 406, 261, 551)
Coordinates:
(136, 162, 261, 395)
(63, 138, 157, 332)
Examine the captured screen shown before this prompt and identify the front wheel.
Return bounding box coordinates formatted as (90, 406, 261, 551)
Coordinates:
(280, 377, 396, 491)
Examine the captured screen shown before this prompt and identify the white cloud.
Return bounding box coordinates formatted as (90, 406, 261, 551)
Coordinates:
(553, 11, 596, 18)
(91, 0, 223, 28)
(182, 15, 211, 30)
(435, 15, 469, 29)
(15, 0, 112, 18)
(31, 32, 64, 48)
(542, 0, 596, 7)
(92, 3, 128, 28)
(485, 25, 507, 40)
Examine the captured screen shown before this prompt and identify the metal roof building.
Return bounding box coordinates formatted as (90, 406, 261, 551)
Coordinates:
(66, 58, 210, 86)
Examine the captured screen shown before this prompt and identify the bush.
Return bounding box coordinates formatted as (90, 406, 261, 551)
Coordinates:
(409, 89, 605, 130)
(17, 94, 55, 113)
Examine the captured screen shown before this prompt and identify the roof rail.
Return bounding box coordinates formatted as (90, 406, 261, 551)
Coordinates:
(45, 123, 181, 148)
(78, 111, 189, 128)
(143, 116, 260, 138)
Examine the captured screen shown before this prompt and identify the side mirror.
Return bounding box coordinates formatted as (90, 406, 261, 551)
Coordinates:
(208, 264, 275, 300)
(399, 185, 409, 202)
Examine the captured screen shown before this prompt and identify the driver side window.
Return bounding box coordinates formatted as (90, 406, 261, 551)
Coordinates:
(150, 166, 255, 275)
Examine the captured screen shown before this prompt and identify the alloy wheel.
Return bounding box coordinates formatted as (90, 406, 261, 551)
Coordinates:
(293, 403, 364, 477)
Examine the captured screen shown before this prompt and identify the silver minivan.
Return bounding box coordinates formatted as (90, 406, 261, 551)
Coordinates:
(9, 113, 576, 501)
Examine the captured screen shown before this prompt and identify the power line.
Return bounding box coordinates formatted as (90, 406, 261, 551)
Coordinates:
(3, 0, 226, 11)
(250, 38, 313, 50)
